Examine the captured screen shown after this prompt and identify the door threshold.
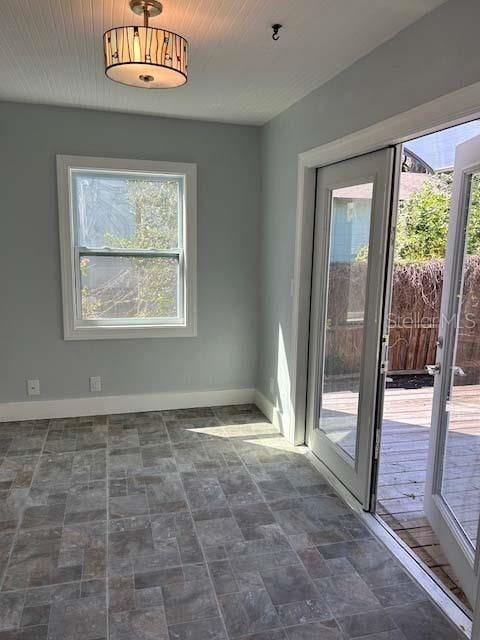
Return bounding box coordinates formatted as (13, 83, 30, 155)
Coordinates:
(372, 512, 472, 616)
(301, 447, 472, 639)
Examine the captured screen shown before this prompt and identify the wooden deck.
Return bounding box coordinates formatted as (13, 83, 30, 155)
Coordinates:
(320, 381, 480, 608)
(377, 382, 480, 608)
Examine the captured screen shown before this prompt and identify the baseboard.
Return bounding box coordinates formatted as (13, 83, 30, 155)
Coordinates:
(254, 390, 285, 433)
(0, 388, 256, 422)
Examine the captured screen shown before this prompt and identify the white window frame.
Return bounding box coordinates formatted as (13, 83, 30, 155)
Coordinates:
(57, 155, 197, 340)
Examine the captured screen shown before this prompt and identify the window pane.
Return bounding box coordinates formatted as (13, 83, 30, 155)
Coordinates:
(319, 183, 374, 461)
(80, 255, 178, 320)
(73, 170, 182, 250)
(441, 172, 480, 547)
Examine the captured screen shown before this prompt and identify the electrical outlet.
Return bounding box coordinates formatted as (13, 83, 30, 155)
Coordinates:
(27, 379, 40, 396)
(89, 376, 102, 393)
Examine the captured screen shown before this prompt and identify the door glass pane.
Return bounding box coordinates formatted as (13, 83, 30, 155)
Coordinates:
(319, 183, 373, 461)
(441, 172, 480, 547)
(79, 254, 179, 320)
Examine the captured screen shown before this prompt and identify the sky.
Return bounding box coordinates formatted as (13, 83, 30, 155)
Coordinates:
(405, 119, 480, 171)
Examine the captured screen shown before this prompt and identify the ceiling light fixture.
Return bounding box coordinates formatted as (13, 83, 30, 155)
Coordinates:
(104, 0, 188, 89)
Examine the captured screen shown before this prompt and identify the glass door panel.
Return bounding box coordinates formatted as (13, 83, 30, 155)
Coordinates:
(307, 148, 395, 506)
(425, 138, 480, 607)
(441, 171, 480, 548)
(320, 183, 374, 462)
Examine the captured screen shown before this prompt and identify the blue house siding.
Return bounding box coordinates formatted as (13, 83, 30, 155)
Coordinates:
(330, 198, 371, 263)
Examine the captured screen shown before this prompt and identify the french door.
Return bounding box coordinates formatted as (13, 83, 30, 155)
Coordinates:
(425, 134, 480, 607)
(306, 148, 396, 507)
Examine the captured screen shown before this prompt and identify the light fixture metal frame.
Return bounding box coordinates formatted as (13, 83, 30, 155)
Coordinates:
(130, 0, 163, 21)
(103, 0, 188, 89)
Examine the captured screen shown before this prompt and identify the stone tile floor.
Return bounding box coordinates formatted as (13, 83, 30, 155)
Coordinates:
(0, 404, 465, 639)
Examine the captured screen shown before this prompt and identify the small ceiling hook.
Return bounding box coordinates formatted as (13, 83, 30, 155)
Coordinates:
(271, 24, 282, 41)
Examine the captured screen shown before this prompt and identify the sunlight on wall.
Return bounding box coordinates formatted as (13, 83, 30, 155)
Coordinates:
(274, 324, 294, 441)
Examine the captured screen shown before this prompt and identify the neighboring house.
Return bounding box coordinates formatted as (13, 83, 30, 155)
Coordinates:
(331, 171, 431, 263)
(329, 122, 480, 264)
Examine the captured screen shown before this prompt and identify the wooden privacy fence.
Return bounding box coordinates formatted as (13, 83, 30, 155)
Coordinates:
(325, 257, 480, 377)
(388, 260, 442, 372)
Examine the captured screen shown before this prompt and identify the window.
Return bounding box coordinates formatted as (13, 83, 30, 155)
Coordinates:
(57, 156, 196, 339)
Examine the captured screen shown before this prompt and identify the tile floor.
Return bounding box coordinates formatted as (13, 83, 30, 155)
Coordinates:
(0, 404, 465, 639)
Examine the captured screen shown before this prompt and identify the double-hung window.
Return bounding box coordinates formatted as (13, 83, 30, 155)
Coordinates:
(57, 156, 196, 339)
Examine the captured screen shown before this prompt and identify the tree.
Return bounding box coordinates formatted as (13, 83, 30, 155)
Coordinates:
(395, 173, 480, 264)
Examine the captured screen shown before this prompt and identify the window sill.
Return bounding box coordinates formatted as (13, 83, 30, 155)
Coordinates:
(64, 322, 197, 340)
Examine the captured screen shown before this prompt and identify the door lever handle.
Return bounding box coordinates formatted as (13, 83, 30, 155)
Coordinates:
(426, 363, 441, 375)
(452, 366, 467, 377)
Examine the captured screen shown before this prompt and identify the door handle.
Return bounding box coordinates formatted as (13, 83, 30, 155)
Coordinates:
(452, 366, 467, 377)
(426, 363, 441, 375)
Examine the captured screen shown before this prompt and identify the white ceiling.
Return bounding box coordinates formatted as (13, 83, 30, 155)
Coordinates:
(0, 0, 446, 125)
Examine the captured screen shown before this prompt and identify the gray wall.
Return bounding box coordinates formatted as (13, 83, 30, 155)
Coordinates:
(1, 102, 260, 402)
(3, 0, 480, 409)
(258, 0, 480, 418)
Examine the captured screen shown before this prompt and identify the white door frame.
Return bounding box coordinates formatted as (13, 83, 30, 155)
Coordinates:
(424, 138, 480, 607)
(287, 80, 480, 640)
(289, 81, 480, 447)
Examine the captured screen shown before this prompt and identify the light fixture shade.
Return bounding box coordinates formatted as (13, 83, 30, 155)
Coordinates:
(104, 26, 188, 88)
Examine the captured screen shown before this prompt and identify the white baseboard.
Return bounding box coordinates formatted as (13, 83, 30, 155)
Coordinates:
(254, 390, 285, 433)
(0, 388, 256, 422)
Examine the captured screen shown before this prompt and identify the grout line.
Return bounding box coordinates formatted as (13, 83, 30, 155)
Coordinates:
(226, 417, 413, 637)
(138, 413, 181, 609)
(202, 408, 328, 635)
(228, 419, 341, 628)
(105, 417, 111, 640)
(170, 414, 232, 640)
(2, 408, 467, 639)
(0, 419, 50, 594)
(305, 448, 472, 638)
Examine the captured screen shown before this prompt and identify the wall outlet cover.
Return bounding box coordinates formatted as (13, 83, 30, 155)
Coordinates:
(27, 379, 40, 396)
(89, 376, 102, 393)
(90, 376, 102, 393)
